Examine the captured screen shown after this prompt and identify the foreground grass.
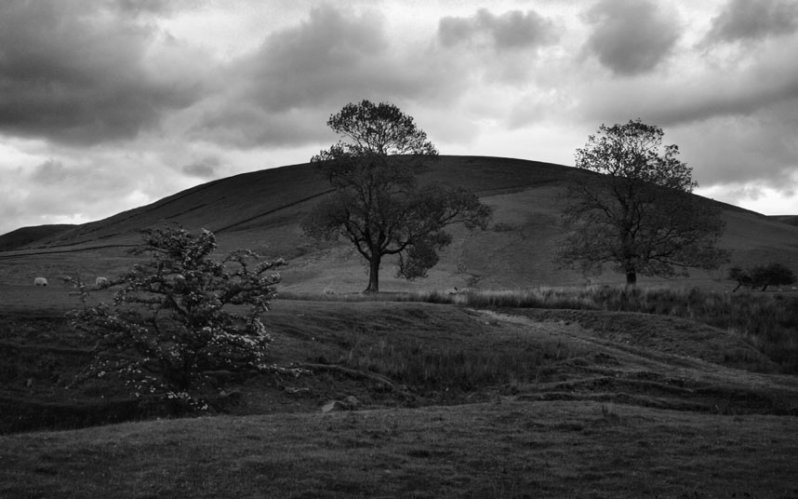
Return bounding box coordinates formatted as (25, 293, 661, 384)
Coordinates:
(2, 298, 797, 496)
(2, 400, 796, 498)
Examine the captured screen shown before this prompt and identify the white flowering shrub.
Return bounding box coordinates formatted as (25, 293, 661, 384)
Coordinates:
(68, 227, 282, 410)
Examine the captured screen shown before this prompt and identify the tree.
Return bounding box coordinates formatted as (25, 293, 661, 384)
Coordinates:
(729, 262, 796, 291)
(558, 119, 729, 286)
(302, 100, 491, 293)
(68, 227, 282, 409)
(728, 266, 754, 292)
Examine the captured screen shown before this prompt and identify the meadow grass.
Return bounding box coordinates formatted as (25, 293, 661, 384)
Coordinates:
(338, 331, 575, 393)
(282, 286, 798, 373)
(440, 286, 798, 373)
(3, 400, 798, 498)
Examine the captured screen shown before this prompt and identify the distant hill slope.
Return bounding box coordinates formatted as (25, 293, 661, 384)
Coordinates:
(771, 215, 798, 227)
(0, 224, 75, 252)
(3, 156, 573, 249)
(1, 156, 797, 291)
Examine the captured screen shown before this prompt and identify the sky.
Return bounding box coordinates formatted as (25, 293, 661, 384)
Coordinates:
(1, 0, 797, 236)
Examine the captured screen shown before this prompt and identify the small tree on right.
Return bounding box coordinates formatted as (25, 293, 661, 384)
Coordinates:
(558, 119, 729, 286)
(729, 263, 796, 291)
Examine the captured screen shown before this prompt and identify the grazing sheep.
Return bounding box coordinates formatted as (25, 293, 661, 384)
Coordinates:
(34, 277, 48, 287)
(95, 276, 109, 288)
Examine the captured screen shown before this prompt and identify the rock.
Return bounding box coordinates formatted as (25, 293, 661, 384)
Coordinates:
(321, 400, 345, 413)
(321, 396, 361, 413)
(343, 395, 361, 409)
(284, 386, 311, 396)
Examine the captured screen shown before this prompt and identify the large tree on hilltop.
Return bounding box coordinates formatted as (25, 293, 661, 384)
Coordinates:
(558, 119, 729, 286)
(302, 100, 491, 293)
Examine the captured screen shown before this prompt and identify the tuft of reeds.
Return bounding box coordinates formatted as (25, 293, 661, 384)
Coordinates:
(338, 334, 578, 394)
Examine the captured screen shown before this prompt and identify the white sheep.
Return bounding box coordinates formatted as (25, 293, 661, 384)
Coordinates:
(34, 277, 48, 287)
(95, 276, 109, 288)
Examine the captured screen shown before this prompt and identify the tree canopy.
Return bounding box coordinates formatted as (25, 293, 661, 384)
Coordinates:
(558, 119, 729, 285)
(68, 227, 282, 409)
(729, 262, 796, 292)
(302, 100, 491, 293)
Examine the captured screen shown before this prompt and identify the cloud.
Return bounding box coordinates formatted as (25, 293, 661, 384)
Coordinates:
(27, 157, 129, 195)
(704, 0, 798, 44)
(111, 0, 198, 16)
(582, 0, 681, 76)
(194, 4, 464, 148)
(0, 0, 206, 145)
(433, 8, 560, 88)
(438, 8, 557, 50)
(672, 112, 798, 189)
(580, 34, 798, 127)
(181, 157, 221, 179)
(29, 160, 71, 186)
(0, 146, 189, 235)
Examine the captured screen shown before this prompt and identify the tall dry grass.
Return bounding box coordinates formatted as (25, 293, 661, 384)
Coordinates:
(340, 335, 576, 393)
(280, 286, 798, 372)
(409, 286, 798, 373)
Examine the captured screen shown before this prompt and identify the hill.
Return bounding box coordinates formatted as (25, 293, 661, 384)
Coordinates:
(772, 215, 798, 227)
(1, 155, 797, 292)
(0, 224, 75, 252)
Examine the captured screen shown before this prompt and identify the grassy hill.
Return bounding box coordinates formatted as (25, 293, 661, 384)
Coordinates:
(772, 215, 798, 227)
(0, 224, 75, 252)
(1, 155, 796, 292)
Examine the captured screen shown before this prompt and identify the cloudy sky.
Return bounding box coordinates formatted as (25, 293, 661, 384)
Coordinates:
(1, 0, 797, 236)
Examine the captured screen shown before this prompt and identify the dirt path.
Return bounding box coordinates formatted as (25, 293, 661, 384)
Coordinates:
(476, 309, 798, 415)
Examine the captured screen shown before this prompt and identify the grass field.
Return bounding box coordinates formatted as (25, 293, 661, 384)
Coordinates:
(2, 289, 798, 496)
(2, 401, 797, 498)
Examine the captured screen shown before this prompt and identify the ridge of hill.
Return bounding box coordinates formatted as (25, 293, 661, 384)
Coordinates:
(1, 155, 796, 291)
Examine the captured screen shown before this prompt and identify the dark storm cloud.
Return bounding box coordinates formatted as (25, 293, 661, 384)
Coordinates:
(0, 0, 204, 145)
(705, 0, 798, 43)
(181, 157, 221, 179)
(438, 8, 557, 50)
(195, 4, 462, 148)
(582, 0, 680, 76)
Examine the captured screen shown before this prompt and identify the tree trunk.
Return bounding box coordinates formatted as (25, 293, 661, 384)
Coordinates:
(365, 254, 381, 293)
(625, 271, 637, 287)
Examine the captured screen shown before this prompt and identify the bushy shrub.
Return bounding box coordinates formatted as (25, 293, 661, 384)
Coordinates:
(729, 263, 796, 291)
(67, 227, 282, 410)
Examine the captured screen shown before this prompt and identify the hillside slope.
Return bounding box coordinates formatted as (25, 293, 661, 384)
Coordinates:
(1, 156, 796, 291)
(0, 224, 75, 251)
